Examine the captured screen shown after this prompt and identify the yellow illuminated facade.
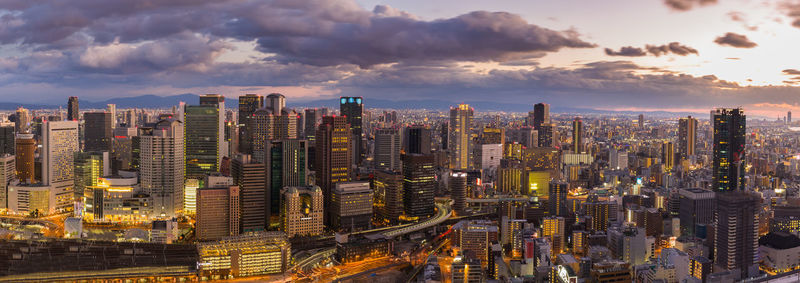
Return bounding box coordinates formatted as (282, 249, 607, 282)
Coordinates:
(197, 232, 290, 278)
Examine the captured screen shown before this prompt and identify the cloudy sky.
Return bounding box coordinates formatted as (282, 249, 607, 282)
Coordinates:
(1, 0, 799, 117)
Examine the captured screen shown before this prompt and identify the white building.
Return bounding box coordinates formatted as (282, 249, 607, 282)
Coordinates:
(140, 119, 184, 218)
(0, 154, 14, 210)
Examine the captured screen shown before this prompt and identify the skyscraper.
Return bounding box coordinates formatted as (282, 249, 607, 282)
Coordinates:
(196, 185, 240, 241)
(67, 96, 79, 121)
(0, 125, 14, 155)
(83, 112, 113, 152)
(15, 107, 30, 134)
(404, 125, 432, 155)
(185, 95, 225, 180)
(238, 94, 264, 154)
(140, 119, 184, 218)
(250, 105, 299, 162)
(42, 121, 80, 185)
(303, 108, 322, 142)
(315, 116, 352, 225)
(638, 114, 644, 128)
(374, 127, 401, 172)
(572, 118, 584, 153)
(331, 181, 373, 231)
(662, 141, 675, 171)
(538, 123, 556, 148)
(266, 139, 307, 227)
(549, 181, 568, 217)
(340, 97, 364, 165)
(678, 188, 714, 237)
(266, 93, 286, 114)
(402, 153, 436, 218)
(712, 108, 746, 192)
(711, 108, 759, 278)
(789, 111, 793, 125)
(73, 151, 109, 198)
(449, 103, 473, 170)
(15, 134, 35, 183)
(232, 154, 267, 232)
(533, 103, 550, 129)
(281, 185, 324, 237)
(451, 171, 468, 215)
(375, 170, 403, 225)
(678, 116, 697, 158)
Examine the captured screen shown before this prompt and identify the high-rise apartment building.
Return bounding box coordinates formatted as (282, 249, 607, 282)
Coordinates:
(238, 94, 264, 154)
(0, 155, 14, 209)
(549, 181, 568, 217)
(232, 154, 267, 232)
(448, 104, 473, 170)
(678, 116, 697, 158)
(542, 216, 566, 256)
(374, 127, 401, 172)
(340, 97, 364, 165)
(140, 119, 184, 218)
(83, 112, 113, 152)
(662, 141, 675, 171)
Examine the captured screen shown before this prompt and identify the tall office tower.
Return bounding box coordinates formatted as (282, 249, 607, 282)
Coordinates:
(572, 118, 583, 153)
(124, 109, 137, 127)
(331, 181, 373, 231)
(662, 141, 675, 171)
(542, 216, 566, 255)
(42, 121, 79, 185)
(265, 139, 307, 227)
(281, 185, 324, 237)
(404, 125, 432, 154)
(140, 119, 184, 218)
(340, 97, 364, 165)
(266, 93, 286, 114)
(507, 127, 537, 148)
(538, 123, 556, 147)
(638, 114, 644, 128)
(451, 171, 468, 215)
(714, 192, 760, 278)
(712, 108, 746, 192)
(315, 116, 352, 224)
(249, 107, 299, 162)
(15, 134, 35, 183)
(105, 104, 116, 126)
(67, 96, 79, 121)
(185, 95, 225, 180)
(585, 201, 611, 232)
(678, 188, 715, 237)
(402, 153, 436, 218)
(375, 170, 403, 225)
(73, 151, 110, 198)
(15, 107, 30, 133)
(42, 120, 79, 212)
(238, 94, 264, 154)
(303, 108, 322, 142)
(440, 122, 448, 150)
(549, 181, 568, 217)
(374, 127, 401, 172)
(448, 103, 474, 170)
(83, 112, 113, 152)
(678, 116, 697, 158)
(0, 125, 13, 155)
(533, 103, 550, 129)
(232, 154, 267, 232)
(789, 111, 793, 125)
(196, 186, 240, 241)
(112, 127, 137, 171)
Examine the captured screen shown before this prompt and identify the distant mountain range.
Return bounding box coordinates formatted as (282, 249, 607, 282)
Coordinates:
(0, 94, 707, 118)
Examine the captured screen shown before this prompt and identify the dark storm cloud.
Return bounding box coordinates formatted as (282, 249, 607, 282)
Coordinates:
(0, 0, 595, 68)
(714, 32, 757, 48)
(605, 47, 647, 57)
(784, 69, 800, 75)
(664, 0, 718, 11)
(605, 42, 698, 57)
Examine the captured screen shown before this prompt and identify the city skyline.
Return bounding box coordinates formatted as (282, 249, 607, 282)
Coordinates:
(1, 1, 800, 117)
